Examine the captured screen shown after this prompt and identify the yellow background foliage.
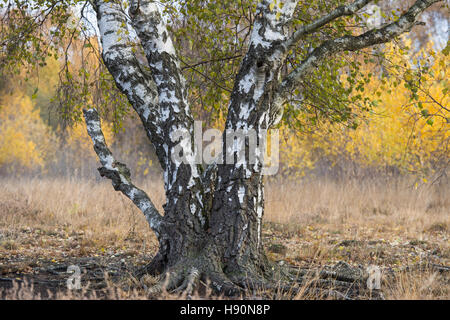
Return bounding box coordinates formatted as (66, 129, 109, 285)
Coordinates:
(0, 93, 57, 172)
(280, 43, 449, 176)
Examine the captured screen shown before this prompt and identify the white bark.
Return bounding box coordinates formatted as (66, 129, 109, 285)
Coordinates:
(93, 0, 167, 166)
(85, 0, 442, 267)
(83, 108, 163, 236)
(129, 0, 201, 192)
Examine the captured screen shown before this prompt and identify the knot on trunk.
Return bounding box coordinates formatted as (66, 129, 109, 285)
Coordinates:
(129, 0, 141, 17)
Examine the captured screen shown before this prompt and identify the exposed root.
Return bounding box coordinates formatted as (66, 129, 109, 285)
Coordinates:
(287, 261, 366, 283)
(173, 267, 200, 297)
(206, 271, 244, 297)
(138, 254, 384, 299)
(140, 260, 243, 298)
(232, 274, 357, 300)
(142, 268, 185, 295)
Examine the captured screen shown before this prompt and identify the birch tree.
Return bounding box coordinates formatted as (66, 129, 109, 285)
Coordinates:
(82, 0, 443, 295)
(2, 0, 444, 296)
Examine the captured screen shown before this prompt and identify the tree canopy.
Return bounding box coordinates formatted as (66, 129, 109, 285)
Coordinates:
(1, 0, 447, 131)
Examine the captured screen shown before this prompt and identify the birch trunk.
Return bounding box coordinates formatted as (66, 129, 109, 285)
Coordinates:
(84, 0, 440, 296)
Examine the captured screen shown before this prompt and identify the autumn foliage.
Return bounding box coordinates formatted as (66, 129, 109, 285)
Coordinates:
(0, 39, 448, 179)
(280, 42, 449, 178)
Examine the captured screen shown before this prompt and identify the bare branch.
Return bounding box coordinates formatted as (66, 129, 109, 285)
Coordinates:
(180, 55, 243, 71)
(83, 108, 163, 236)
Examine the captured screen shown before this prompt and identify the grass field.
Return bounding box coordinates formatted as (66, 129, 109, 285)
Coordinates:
(0, 176, 448, 299)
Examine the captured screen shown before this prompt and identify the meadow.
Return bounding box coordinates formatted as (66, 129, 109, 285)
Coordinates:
(0, 176, 448, 299)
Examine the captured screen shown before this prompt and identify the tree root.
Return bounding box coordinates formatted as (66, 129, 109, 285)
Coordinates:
(141, 267, 185, 295)
(137, 258, 383, 300)
(140, 260, 244, 298)
(135, 253, 166, 278)
(173, 267, 200, 296)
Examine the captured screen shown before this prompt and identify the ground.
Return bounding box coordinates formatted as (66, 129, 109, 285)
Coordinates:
(0, 177, 448, 299)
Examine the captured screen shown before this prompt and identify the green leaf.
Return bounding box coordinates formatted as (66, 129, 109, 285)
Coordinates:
(421, 109, 429, 117)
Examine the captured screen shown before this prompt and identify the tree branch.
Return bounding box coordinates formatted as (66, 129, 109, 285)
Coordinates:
(278, 0, 442, 102)
(250, 0, 300, 49)
(83, 108, 163, 236)
(224, 0, 301, 131)
(180, 55, 243, 71)
(283, 0, 373, 52)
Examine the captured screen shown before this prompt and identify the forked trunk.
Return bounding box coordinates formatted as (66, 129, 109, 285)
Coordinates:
(86, 0, 439, 297)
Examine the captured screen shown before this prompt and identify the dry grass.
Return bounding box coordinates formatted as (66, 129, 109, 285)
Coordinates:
(265, 178, 449, 237)
(0, 176, 448, 299)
